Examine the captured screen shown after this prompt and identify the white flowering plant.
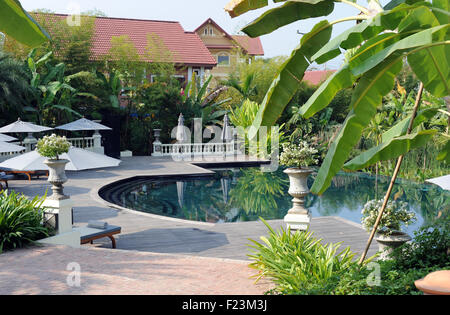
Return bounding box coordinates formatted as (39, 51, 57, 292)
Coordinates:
(36, 134, 71, 160)
(279, 141, 319, 169)
(361, 199, 416, 236)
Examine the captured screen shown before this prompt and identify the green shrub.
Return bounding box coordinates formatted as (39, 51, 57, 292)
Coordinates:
(248, 219, 357, 294)
(389, 217, 450, 271)
(0, 190, 50, 253)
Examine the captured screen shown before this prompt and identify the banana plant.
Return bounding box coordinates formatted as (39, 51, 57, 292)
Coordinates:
(0, 0, 50, 47)
(96, 69, 130, 109)
(182, 72, 231, 126)
(26, 49, 84, 124)
(225, 0, 450, 195)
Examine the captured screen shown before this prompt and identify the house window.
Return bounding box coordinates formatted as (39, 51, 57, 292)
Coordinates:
(203, 27, 215, 36)
(217, 53, 230, 66)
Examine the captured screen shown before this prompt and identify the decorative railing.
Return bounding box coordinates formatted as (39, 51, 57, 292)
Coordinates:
(67, 134, 104, 154)
(153, 141, 240, 157)
(68, 137, 95, 149)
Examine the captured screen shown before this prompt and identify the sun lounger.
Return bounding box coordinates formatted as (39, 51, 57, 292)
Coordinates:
(0, 168, 48, 181)
(0, 172, 14, 190)
(74, 224, 121, 249)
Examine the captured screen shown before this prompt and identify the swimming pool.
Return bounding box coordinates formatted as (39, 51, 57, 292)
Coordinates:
(100, 167, 449, 235)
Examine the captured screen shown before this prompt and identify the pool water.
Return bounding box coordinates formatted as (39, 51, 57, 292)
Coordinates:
(101, 167, 449, 235)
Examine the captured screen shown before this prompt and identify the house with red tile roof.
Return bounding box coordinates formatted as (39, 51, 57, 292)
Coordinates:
(194, 18, 264, 80)
(35, 13, 218, 84)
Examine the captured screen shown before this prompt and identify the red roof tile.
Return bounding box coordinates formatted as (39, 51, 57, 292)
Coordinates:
(303, 70, 336, 86)
(232, 35, 264, 56)
(35, 13, 217, 67)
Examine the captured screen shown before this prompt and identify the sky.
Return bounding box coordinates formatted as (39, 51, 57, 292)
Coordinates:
(19, 0, 383, 70)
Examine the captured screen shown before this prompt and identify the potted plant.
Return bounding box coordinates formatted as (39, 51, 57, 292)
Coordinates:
(36, 134, 71, 200)
(361, 199, 416, 260)
(279, 141, 318, 231)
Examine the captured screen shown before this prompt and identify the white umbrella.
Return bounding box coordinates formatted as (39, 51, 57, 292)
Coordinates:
(0, 141, 26, 153)
(176, 114, 188, 142)
(55, 118, 112, 131)
(0, 147, 121, 171)
(426, 175, 450, 191)
(221, 114, 233, 142)
(0, 134, 17, 142)
(0, 118, 52, 134)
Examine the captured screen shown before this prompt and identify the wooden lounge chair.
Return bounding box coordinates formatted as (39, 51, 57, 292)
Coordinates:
(0, 168, 48, 181)
(74, 225, 121, 249)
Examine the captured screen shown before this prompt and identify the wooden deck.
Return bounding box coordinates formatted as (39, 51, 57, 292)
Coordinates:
(9, 156, 378, 261)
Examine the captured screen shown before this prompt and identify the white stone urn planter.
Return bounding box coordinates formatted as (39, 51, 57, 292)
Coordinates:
(284, 168, 313, 231)
(375, 231, 411, 260)
(43, 159, 70, 200)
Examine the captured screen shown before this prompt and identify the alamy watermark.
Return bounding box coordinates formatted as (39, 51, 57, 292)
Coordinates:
(66, 262, 81, 287)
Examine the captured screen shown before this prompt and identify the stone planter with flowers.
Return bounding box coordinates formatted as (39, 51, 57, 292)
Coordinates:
(36, 134, 71, 201)
(279, 141, 318, 231)
(361, 199, 416, 260)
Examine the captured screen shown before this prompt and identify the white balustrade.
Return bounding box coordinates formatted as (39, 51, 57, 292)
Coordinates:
(153, 142, 239, 157)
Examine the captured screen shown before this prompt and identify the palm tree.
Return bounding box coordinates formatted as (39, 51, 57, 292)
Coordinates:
(223, 72, 257, 104)
(0, 52, 31, 125)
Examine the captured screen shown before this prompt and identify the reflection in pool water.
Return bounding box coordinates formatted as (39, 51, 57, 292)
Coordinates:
(102, 168, 449, 235)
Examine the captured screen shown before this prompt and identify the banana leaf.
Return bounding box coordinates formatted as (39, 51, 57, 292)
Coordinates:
(381, 108, 439, 143)
(311, 55, 403, 195)
(249, 20, 332, 139)
(0, 0, 50, 47)
(437, 140, 450, 163)
(225, 0, 268, 18)
(242, 0, 334, 37)
(344, 130, 437, 171)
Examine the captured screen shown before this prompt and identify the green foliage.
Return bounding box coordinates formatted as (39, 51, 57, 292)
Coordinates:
(0, 51, 31, 125)
(279, 141, 319, 168)
(229, 99, 286, 157)
(390, 217, 450, 270)
(248, 219, 357, 294)
(0, 0, 49, 48)
(253, 217, 450, 295)
(0, 190, 50, 253)
(25, 49, 85, 125)
(226, 0, 450, 195)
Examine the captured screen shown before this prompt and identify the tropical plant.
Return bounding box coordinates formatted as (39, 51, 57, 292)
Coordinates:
(0, 190, 50, 253)
(248, 219, 358, 294)
(225, 0, 449, 263)
(0, 52, 31, 125)
(279, 141, 319, 168)
(0, 0, 50, 47)
(96, 69, 125, 109)
(225, 0, 449, 194)
(229, 99, 286, 157)
(26, 49, 86, 124)
(182, 73, 230, 127)
(361, 199, 416, 235)
(390, 216, 450, 270)
(36, 134, 71, 160)
(223, 72, 258, 104)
